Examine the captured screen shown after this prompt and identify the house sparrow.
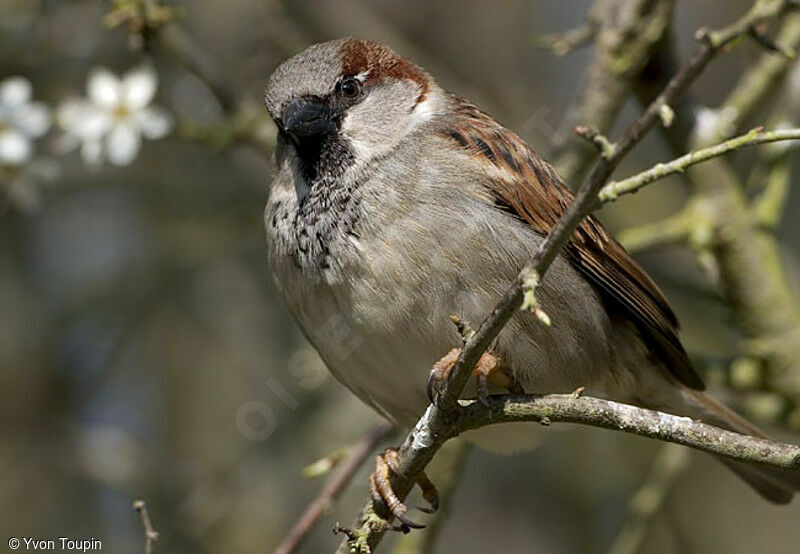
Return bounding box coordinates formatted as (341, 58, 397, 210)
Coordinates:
(264, 38, 799, 523)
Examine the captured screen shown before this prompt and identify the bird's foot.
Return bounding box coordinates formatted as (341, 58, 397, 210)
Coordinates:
(427, 348, 524, 406)
(369, 448, 439, 532)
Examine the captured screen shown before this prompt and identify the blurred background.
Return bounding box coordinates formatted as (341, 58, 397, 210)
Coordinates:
(2, 1, 800, 553)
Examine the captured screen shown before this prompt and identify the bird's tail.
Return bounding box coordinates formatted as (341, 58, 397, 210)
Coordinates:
(679, 388, 800, 504)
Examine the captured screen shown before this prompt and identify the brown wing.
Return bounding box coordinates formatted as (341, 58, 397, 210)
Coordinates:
(441, 95, 703, 390)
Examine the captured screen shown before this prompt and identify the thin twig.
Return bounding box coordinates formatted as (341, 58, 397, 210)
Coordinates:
(133, 500, 159, 554)
(747, 25, 798, 58)
(574, 125, 617, 159)
(700, 12, 800, 146)
(599, 127, 800, 201)
(532, 21, 597, 56)
(274, 423, 394, 554)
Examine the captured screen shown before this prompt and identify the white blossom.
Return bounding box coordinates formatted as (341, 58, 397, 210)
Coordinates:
(0, 76, 51, 166)
(0, 76, 55, 211)
(56, 65, 173, 167)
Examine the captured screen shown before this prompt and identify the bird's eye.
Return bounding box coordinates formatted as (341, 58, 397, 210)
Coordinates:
(340, 77, 361, 98)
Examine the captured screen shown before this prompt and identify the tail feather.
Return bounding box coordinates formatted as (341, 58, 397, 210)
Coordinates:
(716, 458, 795, 504)
(682, 388, 800, 504)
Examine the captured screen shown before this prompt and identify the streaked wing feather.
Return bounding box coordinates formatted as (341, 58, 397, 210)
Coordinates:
(440, 95, 703, 390)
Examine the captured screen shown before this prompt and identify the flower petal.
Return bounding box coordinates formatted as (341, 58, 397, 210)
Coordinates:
(136, 105, 173, 139)
(122, 65, 157, 110)
(57, 98, 112, 139)
(87, 67, 121, 109)
(56, 97, 87, 128)
(0, 77, 32, 107)
(0, 129, 32, 164)
(12, 101, 51, 137)
(106, 123, 141, 166)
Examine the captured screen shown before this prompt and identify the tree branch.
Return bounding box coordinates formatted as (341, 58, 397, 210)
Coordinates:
(337, 392, 800, 554)
(151, 22, 277, 158)
(274, 423, 394, 554)
(456, 394, 800, 469)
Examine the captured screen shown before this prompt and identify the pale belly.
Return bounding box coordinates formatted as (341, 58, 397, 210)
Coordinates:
(271, 231, 622, 433)
(279, 267, 458, 425)
(266, 171, 634, 445)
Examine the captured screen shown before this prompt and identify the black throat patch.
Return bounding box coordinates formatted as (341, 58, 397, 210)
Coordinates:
(290, 131, 354, 193)
(273, 131, 361, 275)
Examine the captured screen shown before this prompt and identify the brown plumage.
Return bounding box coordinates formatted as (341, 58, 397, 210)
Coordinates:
(440, 95, 704, 390)
(340, 38, 431, 102)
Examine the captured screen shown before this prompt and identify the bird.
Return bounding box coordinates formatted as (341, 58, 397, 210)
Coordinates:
(263, 37, 799, 526)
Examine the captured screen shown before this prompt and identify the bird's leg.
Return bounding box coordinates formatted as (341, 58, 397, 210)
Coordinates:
(368, 448, 439, 532)
(426, 348, 461, 404)
(473, 351, 524, 405)
(427, 348, 524, 406)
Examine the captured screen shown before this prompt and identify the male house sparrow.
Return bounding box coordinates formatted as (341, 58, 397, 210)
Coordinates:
(264, 38, 799, 521)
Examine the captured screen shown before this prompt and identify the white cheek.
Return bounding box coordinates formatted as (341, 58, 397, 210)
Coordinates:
(412, 96, 437, 122)
(339, 120, 372, 163)
(340, 86, 438, 165)
(340, 94, 405, 160)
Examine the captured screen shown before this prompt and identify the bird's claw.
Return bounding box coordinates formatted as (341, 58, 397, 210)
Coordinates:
(368, 448, 439, 532)
(427, 348, 461, 405)
(427, 348, 523, 407)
